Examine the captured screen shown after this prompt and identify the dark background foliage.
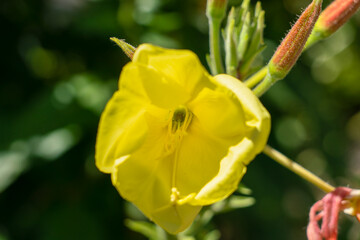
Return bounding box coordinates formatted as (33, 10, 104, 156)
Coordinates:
(0, 0, 360, 239)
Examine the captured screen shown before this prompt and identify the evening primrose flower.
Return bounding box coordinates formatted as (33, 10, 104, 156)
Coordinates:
(307, 187, 360, 240)
(95, 44, 270, 234)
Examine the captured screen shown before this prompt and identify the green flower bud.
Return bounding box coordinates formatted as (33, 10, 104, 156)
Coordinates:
(110, 37, 136, 60)
(206, 0, 228, 20)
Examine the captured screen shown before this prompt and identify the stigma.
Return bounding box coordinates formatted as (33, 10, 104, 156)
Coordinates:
(165, 105, 193, 153)
(171, 106, 192, 133)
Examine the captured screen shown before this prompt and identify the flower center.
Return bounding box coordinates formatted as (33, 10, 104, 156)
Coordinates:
(165, 105, 193, 153)
(171, 106, 192, 133)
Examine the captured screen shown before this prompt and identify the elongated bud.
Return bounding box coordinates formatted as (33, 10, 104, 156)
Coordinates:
(206, 0, 228, 20)
(268, 0, 323, 80)
(225, 7, 237, 76)
(110, 37, 136, 60)
(315, 0, 360, 37)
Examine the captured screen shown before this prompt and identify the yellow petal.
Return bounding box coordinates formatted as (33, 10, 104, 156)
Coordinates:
(111, 114, 170, 206)
(188, 87, 245, 138)
(151, 202, 201, 234)
(175, 118, 243, 204)
(111, 119, 201, 234)
(177, 74, 270, 205)
(214, 74, 271, 159)
(95, 91, 148, 173)
(133, 44, 212, 98)
(191, 138, 253, 205)
(120, 62, 190, 109)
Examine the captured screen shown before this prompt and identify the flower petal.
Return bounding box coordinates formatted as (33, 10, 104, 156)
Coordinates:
(177, 74, 270, 205)
(213, 74, 271, 159)
(188, 87, 246, 138)
(120, 63, 190, 109)
(192, 138, 253, 205)
(133, 44, 212, 98)
(95, 91, 148, 173)
(111, 109, 170, 205)
(151, 202, 201, 234)
(111, 120, 201, 234)
(175, 118, 245, 205)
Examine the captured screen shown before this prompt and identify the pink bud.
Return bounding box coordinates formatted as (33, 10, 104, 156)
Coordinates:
(317, 0, 360, 37)
(268, 0, 322, 80)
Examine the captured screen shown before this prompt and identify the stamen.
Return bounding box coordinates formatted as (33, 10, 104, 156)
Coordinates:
(165, 105, 193, 203)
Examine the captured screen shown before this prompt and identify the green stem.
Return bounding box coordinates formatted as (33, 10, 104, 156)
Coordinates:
(164, 231, 178, 240)
(304, 30, 325, 50)
(249, 21, 327, 96)
(244, 66, 268, 89)
(263, 145, 335, 193)
(209, 18, 224, 75)
(252, 73, 276, 97)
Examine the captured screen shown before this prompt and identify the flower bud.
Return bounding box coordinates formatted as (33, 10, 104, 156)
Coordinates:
(315, 0, 360, 37)
(110, 37, 136, 60)
(206, 0, 228, 20)
(268, 0, 322, 80)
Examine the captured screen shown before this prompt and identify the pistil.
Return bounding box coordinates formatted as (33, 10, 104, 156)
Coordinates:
(165, 106, 193, 204)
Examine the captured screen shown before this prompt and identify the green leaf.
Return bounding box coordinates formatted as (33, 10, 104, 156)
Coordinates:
(237, 183, 253, 195)
(228, 195, 256, 209)
(211, 195, 255, 214)
(125, 219, 159, 240)
(225, 8, 238, 76)
(237, 12, 251, 62)
(204, 230, 221, 240)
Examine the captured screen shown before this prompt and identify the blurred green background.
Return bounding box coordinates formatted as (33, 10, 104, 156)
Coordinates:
(1, 0, 360, 239)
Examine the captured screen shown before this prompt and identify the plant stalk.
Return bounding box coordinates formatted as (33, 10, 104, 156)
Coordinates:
(245, 66, 267, 88)
(263, 145, 335, 193)
(209, 18, 224, 75)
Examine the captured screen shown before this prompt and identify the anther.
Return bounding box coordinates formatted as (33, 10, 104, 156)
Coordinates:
(170, 187, 180, 204)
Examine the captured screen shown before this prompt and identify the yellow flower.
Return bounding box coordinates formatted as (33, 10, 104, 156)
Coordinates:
(95, 44, 271, 234)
